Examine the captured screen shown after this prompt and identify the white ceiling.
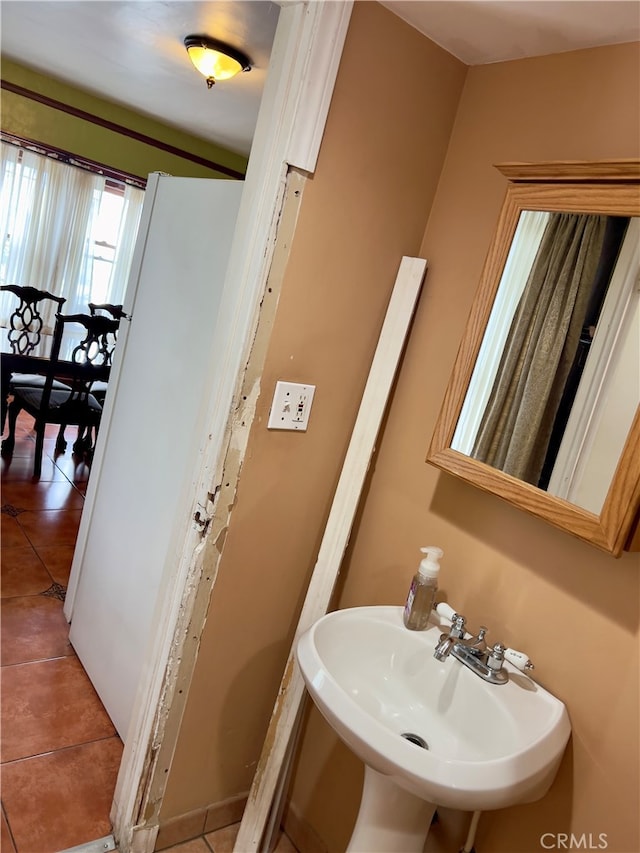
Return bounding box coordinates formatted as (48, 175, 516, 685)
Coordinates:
(381, 1, 640, 66)
(1, 1, 638, 157)
(1, 0, 280, 156)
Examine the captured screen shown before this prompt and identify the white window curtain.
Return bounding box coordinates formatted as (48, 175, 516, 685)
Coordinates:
(0, 143, 144, 332)
(107, 184, 145, 300)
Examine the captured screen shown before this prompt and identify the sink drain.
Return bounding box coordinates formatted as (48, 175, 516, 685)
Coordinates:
(400, 732, 429, 749)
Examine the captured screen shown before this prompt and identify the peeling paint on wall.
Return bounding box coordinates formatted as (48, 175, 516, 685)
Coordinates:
(132, 169, 308, 835)
(230, 377, 262, 455)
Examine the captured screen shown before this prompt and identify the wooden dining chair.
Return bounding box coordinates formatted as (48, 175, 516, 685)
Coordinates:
(3, 312, 119, 477)
(1, 284, 69, 431)
(57, 302, 124, 452)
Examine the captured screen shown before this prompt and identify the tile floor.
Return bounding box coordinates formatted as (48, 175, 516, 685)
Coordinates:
(159, 824, 297, 853)
(1, 413, 299, 853)
(1, 412, 123, 853)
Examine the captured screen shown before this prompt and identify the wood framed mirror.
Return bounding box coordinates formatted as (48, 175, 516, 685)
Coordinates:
(427, 160, 640, 556)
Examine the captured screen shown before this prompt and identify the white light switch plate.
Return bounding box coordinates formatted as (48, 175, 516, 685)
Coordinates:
(267, 381, 316, 431)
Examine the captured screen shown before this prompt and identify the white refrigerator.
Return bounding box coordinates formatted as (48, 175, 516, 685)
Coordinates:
(65, 173, 244, 738)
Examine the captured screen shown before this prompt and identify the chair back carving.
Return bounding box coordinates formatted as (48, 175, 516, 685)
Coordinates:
(1, 284, 66, 355)
(87, 304, 123, 365)
(48, 313, 120, 418)
(88, 302, 126, 320)
(68, 315, 120, 365)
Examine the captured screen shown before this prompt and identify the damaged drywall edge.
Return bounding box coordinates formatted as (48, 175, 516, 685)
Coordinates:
(197, 166, 308, 508)
(230, 377, 262, 454)
(127, 536, 216, 830)
(130, 168, 308, 834)
(225, 166, 308, 460)
(130, 502, 237, 827)
(130, 418, 254, 830)
(250, 657, 297, 794)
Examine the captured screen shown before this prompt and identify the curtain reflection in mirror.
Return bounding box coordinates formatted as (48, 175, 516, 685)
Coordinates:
(470, 212, 621, 486)
(452, 210, 549, 452)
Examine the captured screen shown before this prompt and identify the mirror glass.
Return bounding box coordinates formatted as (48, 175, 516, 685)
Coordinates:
(451, 211, 639, 515)
(427, 161, 640, 555)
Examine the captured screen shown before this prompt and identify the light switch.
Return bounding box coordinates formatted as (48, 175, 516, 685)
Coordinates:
(267, 381, 316, 431)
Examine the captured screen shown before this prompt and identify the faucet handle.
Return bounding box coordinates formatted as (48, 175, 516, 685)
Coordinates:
(504, 647, 535, 672)
(434, 602, 466, 635)
(487, 642, 505, 671)
(435, 602, 457, 622)
(473, 626, 488, 650)
(450, 614, 466, 638)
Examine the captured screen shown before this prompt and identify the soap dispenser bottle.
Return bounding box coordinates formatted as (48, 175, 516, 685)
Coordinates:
(403, 546, 443, 630)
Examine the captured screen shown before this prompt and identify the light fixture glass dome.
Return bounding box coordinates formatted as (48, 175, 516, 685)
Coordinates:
(184, 36, 251, 88)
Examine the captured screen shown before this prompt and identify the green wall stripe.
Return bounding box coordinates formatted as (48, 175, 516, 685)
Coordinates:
(1, 59, 248, 181)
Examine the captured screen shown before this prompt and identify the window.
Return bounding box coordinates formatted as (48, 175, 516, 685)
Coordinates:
(0, 142, 145, 331)
(87, 183, 127, 305)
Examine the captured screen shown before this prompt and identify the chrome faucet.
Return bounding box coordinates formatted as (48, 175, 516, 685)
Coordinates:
(433, 608, 534, 685)
(433, 613, 467, 659)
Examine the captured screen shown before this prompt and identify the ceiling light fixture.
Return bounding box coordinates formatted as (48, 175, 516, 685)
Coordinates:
(184, 35, 251, 89)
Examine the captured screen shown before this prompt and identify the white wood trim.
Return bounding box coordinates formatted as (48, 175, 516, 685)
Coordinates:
(233, 257, 427, 853)
(284, 1, 353, 172)
(110, 5, 352, 851)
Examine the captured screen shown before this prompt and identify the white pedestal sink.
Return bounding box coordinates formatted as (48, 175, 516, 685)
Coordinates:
(296, 606, 571, 852)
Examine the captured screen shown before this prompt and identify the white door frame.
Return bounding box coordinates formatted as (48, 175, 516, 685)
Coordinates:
(110, 3, 353, 851)
(547, 217, 640, 506)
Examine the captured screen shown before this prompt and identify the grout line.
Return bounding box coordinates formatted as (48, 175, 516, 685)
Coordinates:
(1, 733, 122, 767)
(202, 834, 216, 853)
(1, 536, 69, 599)
(1, 653, 78, 671)
(1, 800, 19, 853)
(0, 582, 66, 601)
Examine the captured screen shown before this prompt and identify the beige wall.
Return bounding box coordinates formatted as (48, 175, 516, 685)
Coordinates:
(159, 0, 466, 823)
(290, 37, 640, 853)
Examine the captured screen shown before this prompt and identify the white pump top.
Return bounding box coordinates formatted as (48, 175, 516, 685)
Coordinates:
(418, 546, 443, 579)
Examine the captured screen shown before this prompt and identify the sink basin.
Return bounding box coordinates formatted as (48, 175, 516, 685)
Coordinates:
(296, 605, 570, 813)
